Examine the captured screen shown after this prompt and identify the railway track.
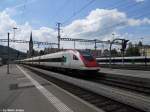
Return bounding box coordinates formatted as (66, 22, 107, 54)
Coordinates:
(99, 64, 150, 71)
(29, 64, 150, 96)
(85, 75, 150, 96)
(23, 65, 148, 112)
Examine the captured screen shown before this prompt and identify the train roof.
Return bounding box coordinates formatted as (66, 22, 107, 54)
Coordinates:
(18, 49, 95, 61)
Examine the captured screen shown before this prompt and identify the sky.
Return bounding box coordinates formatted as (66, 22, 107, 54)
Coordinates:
(0, 0, 150, 52)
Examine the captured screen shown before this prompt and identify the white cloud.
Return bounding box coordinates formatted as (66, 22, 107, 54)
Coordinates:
(2, 0, 36, 17)
(63, 8, 150, 40)
(128, 18, 150, 26)
(33, 27, 57, 42)
(0, 11, 17, 32)
(0, 10, 57, 52)
(0, 8, 150, 52)
(135, 0, 145, 3)
(4, 7, 22, 17)
(63, 9, 127, 39)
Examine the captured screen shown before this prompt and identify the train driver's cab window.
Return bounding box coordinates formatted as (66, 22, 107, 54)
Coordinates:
(62, 56, 66, 62)
(73, 55, 78, 60)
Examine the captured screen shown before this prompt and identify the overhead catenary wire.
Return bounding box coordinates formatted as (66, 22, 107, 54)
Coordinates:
(54, 0, 128, 26)
(61, 3, 150, 39)
(51, 0, 70, 22)
(61, 0, 143, 38)
(93, 9, 150, 36)
(62, 0, 140, 25)
(59, 12, 150, 48)
(62, 0, 96, 24)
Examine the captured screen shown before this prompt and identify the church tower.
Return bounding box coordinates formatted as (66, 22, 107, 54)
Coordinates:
(29, 32, 33, 57)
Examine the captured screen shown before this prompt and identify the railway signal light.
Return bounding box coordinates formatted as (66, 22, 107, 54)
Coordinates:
(121, 39, 129, 52)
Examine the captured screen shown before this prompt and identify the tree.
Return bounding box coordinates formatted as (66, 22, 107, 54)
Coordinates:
(111, 48, 119, 57)
(125, 42, 140, 56)
(138, 41, 143, 47)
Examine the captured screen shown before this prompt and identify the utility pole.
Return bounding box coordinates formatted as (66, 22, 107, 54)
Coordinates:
(94, 39, 97, 57)
(101, 43, 104, 55)
(7, 32, 10, 74)
(57, 23, 61, 50)
(109, 33, 115, 68)
(109, 38, 129, 68)
(121, 40, 124, 65)
(12, 27, 18, 49)
(109, 41, 112, 68)
(94, 39, 97, 51)
(74, 40, 76, 49)
(121, 39, 129, 65)
(141, 37, 147, 66)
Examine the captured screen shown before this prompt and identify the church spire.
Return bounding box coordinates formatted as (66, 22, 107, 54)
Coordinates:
(30, 31, 33, 42)
(28, 31, 33, 57)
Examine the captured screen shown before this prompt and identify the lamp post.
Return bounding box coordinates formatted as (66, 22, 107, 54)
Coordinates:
(13, 27, 18, 40)
(7, 33, 10, 74)
(12, 27, 18, 49)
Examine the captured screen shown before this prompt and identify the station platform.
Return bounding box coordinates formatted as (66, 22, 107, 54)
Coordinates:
(99, 68, 150, 80)
(0, 65, 102, 112)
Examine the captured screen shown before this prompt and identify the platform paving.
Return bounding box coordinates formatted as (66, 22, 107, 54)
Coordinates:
(24, 65, 150, 112)
(99, 68, 150, 79)
(0, 65, 102, 112)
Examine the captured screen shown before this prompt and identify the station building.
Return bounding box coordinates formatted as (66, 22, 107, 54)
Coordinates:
(139, 45, 150, 56)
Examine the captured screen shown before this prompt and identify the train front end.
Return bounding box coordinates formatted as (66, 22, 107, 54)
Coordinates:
(78, 50, 100, 72)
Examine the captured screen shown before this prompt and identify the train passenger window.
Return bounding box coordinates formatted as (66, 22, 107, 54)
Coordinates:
(73, 55, 78, 60)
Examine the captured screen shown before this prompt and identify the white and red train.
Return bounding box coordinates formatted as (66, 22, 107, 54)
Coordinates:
(18, 50, 100, 72)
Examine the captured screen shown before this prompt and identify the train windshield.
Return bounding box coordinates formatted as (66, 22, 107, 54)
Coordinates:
(79, 51, 94, 61)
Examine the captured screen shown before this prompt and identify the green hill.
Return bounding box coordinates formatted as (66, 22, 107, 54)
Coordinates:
(0, 45, 27, 64)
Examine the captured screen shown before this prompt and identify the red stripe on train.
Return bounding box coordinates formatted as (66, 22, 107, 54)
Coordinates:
(80, 55, 99, 67)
